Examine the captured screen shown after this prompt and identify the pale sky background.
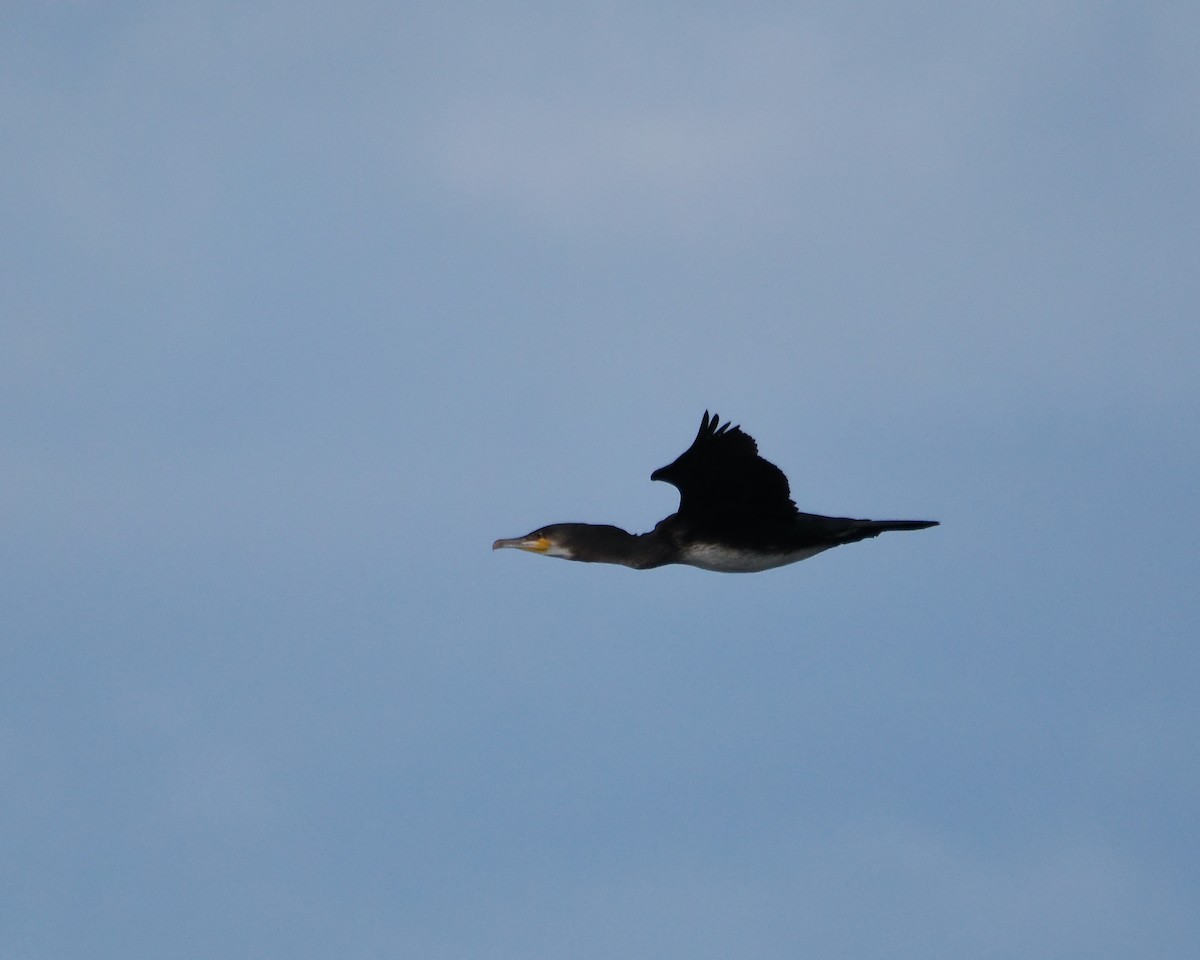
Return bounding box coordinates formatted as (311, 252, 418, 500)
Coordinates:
(3, 2, 1198, 958)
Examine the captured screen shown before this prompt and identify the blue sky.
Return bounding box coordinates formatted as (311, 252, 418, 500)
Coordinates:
(3, 2, 1197, 957)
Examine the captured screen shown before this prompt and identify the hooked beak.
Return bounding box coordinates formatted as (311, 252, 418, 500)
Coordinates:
(492, 534, 552, 553)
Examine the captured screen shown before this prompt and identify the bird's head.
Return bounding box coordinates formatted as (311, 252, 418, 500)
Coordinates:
(492, 524, 580, 560)
(493, 523, 644, 565)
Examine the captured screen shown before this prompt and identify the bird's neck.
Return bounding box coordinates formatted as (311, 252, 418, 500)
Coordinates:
(562, 524, 671, 569)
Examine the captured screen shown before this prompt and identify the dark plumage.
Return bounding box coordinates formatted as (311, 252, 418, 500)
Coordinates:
(493, 412, 938, 572)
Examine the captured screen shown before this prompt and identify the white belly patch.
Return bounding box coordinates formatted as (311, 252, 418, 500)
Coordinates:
(677, 542, 831, 573)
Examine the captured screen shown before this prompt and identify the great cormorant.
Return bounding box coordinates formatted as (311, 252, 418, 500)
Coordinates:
(493, 412, 937, 572)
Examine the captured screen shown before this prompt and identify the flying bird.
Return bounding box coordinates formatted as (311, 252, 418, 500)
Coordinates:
(493, 412, 937, 572)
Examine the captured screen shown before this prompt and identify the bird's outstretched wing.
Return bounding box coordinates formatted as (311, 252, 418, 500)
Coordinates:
(650, 412, 797, 527)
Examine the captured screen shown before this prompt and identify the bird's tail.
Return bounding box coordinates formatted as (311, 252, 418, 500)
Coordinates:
(867, 520, 939, 532)
(838, 518, 939, 544)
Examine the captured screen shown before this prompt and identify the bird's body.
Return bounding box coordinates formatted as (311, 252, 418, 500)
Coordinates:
(493, 412, 937, 573)
(666, 540, 831, 573)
